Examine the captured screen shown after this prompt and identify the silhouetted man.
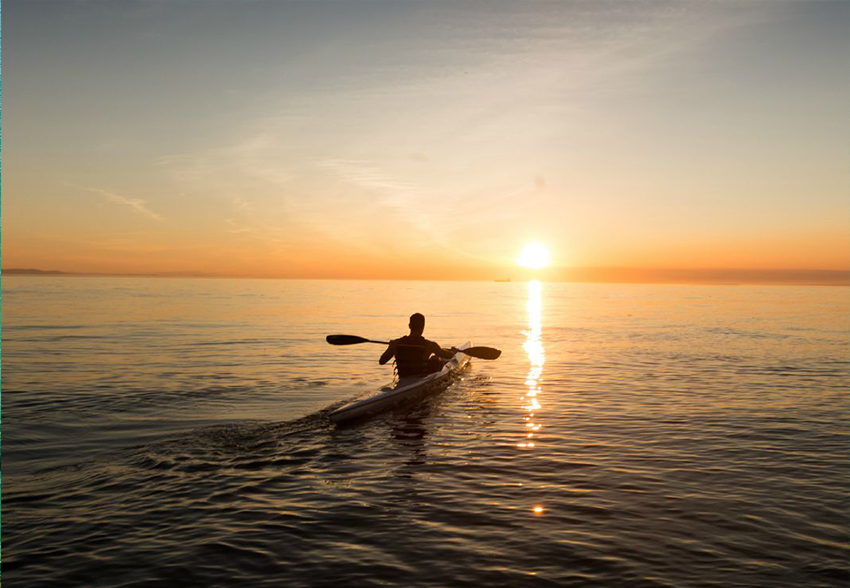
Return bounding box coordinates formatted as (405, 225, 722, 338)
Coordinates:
(379, 313, 458, 377)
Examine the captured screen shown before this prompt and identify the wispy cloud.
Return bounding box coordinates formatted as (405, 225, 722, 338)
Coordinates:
(317, 158, 423, 203)
(224, 195, 258, 234)
(88, 188, 164, 221)
(155, 130, 294, 188)
(315, 158, 446, 241)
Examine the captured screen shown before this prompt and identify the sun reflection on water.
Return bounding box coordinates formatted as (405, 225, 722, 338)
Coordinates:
(519, 280, 545, 451)
(520, 280, 546, 514)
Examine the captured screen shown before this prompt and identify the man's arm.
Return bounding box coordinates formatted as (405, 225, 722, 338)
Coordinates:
(379, 340, 396, 365)
(429, 341, 458, 360)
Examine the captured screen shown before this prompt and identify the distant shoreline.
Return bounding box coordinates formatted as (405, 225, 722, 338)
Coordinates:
(1, 268, 219, 278)
(3, 268, 848, 286)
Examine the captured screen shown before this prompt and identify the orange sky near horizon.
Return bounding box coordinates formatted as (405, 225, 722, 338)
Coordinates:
(3, 1, 848, 281)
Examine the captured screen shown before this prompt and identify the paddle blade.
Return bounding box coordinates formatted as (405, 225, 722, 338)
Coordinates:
(461, 346, 502, 360)
(326, 334, 370, 345)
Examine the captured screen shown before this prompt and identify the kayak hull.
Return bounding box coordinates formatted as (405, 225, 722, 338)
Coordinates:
(329, 341, 471, 424)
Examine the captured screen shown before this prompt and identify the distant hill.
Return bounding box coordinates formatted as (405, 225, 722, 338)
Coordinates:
(2, 268, 69, 275)
(1, 268, 219, 278)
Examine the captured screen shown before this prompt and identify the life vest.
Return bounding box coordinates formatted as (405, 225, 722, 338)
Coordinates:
(394, 336, 431, 377)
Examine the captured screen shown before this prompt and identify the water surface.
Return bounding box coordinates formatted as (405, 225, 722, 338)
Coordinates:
(3, 277, 848, 587)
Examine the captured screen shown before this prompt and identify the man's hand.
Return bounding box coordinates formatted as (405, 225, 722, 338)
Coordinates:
(379, 341, 396, 365)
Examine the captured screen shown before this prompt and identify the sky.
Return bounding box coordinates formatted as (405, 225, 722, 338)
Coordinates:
(3, 0, 849, 281)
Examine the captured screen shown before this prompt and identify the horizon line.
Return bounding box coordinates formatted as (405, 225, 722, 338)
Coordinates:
(3, 267, 849, 286)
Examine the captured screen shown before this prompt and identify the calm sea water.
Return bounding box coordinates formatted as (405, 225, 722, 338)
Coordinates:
(3, 277, 848, 587)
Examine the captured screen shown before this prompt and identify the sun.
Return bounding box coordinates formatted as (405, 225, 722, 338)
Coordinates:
(517, 242, 551, 270)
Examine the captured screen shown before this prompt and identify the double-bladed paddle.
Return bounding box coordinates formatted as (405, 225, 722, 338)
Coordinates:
(326, 334, 502, 360)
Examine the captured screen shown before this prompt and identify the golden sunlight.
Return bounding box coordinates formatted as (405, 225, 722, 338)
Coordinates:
(517, 242, 551, 270)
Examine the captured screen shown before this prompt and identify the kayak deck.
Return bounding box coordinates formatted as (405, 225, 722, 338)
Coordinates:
(329, 341, 472, 424)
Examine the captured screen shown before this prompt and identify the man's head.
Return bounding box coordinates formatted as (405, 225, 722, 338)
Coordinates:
(408, 313, 425, 335)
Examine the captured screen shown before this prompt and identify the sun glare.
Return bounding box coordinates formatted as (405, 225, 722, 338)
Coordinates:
(518, 242, 551, 270)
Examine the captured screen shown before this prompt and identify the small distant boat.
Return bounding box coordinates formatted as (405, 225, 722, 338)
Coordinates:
(329, 342, 472, 424)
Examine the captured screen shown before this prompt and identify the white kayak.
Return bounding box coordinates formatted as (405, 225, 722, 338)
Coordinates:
(329, 341, 472, 424)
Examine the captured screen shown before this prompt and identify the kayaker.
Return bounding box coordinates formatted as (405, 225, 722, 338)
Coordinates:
(379, 313, 458, 377)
